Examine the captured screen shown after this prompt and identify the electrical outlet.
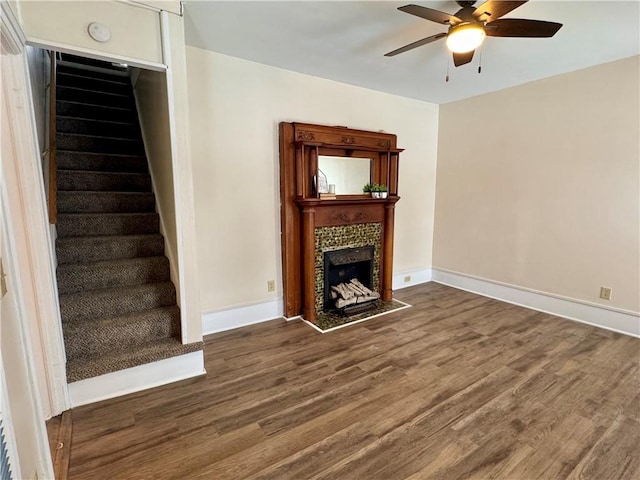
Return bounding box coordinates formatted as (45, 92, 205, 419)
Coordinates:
(599, 286, 612, 301)
(404, 275, 411, 283)
(267, 280, 276, 292)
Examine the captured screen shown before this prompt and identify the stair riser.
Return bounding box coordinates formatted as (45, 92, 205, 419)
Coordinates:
(57, 117, 139, 139)
(57, 257, 170, 294)
(57, 151, 148, 173)
(57, 73, 131, 95)
(57, 171, 151, 192)
(56, 101, 135, 123)
(56, 235, 165, 264)
(57, 85, 133, 109)
(66, 339, 202, 383)
(63, 309, 180, 361)
(57, 192, 156, 214)
(57, 62, 129, 83)
(59, 283, 176, 323)
(57, 213, 159, 237)
(57, 133, 144, 155)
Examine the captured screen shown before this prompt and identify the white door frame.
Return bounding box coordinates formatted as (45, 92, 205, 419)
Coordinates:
(1, 2, 69, 417)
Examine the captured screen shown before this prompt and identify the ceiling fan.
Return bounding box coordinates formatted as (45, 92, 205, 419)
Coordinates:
(385, 1, 563, 67)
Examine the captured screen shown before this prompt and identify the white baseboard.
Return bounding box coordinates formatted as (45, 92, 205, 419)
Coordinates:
(68, 350, 205, 407)
(393, 268, 432, 290)
(203, 275, 435, 335)
(431, 268, 640, 338)
(202, 298, 284, 335)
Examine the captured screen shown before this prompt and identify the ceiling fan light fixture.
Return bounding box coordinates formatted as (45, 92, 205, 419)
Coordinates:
(446, 23, 485, 53)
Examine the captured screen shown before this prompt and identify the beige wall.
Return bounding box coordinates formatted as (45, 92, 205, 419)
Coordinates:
(434, 56, 640, 313)
(186, 47, 439, 313)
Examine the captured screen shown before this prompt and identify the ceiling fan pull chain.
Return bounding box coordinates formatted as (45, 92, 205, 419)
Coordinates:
(445, 55, 451, 82)
(478, 43, 483, 74)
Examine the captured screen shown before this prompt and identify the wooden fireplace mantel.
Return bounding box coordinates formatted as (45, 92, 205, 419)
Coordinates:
(279, 122, 403, 322)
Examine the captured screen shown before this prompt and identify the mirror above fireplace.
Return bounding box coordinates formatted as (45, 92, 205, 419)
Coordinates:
(318, 155, 371, 195)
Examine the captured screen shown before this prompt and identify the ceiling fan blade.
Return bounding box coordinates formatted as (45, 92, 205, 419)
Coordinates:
(398, 4, 461, 25)
(384, 32, 447, 57)
(485, 18, 563, 37)
(473, 1, 528, 22)
(453, 50, 475, 67)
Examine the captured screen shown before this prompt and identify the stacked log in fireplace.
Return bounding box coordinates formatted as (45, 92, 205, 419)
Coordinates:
(330, 278, 380, 314)
(324, 246, 379, 316)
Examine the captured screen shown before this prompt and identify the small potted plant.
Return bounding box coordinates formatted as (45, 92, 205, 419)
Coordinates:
(378, 184, 388, 199)
(363, 183, 374, 196)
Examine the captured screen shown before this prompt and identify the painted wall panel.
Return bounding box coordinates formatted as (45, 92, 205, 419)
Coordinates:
(434, 56, 640, 313)
(20, 1, 162, 65)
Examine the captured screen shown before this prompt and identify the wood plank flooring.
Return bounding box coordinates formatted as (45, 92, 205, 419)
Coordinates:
(65, 283, 640, 480)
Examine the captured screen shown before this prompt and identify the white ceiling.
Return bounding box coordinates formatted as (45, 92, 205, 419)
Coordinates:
(183, 1, 640, 104)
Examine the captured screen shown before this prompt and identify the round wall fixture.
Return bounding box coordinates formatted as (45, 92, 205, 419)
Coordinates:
(87, 22, 111, 42)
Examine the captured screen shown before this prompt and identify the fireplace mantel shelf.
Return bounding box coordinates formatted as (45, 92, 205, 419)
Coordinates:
(295, 196, 400, 207)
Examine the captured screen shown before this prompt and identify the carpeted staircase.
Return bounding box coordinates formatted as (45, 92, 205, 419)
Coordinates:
(54, 54, 202, 383)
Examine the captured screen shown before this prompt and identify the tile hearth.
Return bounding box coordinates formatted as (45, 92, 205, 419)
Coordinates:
(305, 298, 411, 333)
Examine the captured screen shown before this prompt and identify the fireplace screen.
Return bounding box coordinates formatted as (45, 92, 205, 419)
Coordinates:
(323, 246, 379, 314)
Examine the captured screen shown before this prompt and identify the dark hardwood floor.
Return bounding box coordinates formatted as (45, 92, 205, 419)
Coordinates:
(64, 282, 639, 479)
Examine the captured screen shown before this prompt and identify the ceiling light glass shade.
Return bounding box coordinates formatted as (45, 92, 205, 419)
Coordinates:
(446, 23, 486, 53)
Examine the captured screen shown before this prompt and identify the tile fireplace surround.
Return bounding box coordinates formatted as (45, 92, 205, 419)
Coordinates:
(279, 122, 403, 323)
(314, 223, 382, 314)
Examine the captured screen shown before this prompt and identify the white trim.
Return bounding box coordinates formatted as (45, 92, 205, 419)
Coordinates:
(68, 350, 205, 407)
(431, 268, 640, 338)
(2, 49, 70, 418)
(202, 298, 284, 335)
(25, 38, 167, 71)
(118, 0, 161, 13)
(300, 300, 412, 334)
(159, 12, 201, 344)
(1, 199, 55, 479)
(0, 335, 25, 480)
(1, 1, 26, 54)
(392, 268, 432, 290)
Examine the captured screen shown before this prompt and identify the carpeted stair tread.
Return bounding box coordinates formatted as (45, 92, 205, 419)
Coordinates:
(57, 212, 160, 237)
(57, 85, 133, 109)
(63, 306, 180, 361)
(66, 337, 203, 383)
(57, 57, 131, 79)
(57, 62, 129, 83)
(56, 100, 135, 123)
(57, 191, 156, 213)
(56, 234, 165, 264)
(57, 151, 148, 173)
(57, 132, 143, 155)
(57, 170, 151, 192)
(57, 72, 131, 95)
(57, 256, 170, 294)
(57, 115, 139, 138)
(59, 281, 176, 323)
